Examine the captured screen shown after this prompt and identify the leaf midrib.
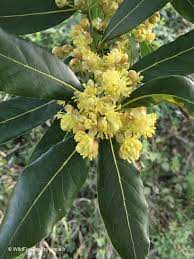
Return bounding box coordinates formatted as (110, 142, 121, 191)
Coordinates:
(139, 46, 194, 73)
(0, 53, 78, 92)
(103, 0, 145, 41)
(123, 93, 194, 107)
(0, 100, 55, 124)
(2, 145, 76, 257)
(110, 139, 137, 259)
(0, 8, 75, 19)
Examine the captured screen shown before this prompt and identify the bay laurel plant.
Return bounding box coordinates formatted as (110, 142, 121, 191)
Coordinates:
(0, 0, 194, 258)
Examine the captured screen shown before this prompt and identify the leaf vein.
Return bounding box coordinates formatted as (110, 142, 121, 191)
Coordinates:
(123, 93, 194, 108)
(2, 147, 76, 256)
(110, 139, 137, 259)
(140, 46, 194, 73)
(0, 101, 55, 124)
(0, 9, 75, 19)
(0, 53, 77, 92)
(103, 0, 145, 41)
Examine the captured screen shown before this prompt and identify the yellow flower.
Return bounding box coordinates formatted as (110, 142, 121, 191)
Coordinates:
(98, 117, 108, 133)
(132, 14, 159, 43)
(98, 69, 132, 99)
(75, 131, 99, 160)
(84, 118, 96, 129)
(75, 84, 98, 113)
(146, 32, 156, 43)
(56, 105, 80, 133)
(74, 0, 88, 11)
(55, 0, 68, 8)
(70, 23, 93, 48)
(105, 110, 122, 136)
(52, 45, 72, 59)
(128, 70, 143, 85)
(55, 2, 158, 162)
(103, 48, 128, 67)
(82, 48, 102, 72)
(57, 100, 65, 106)
(149, 12, 160, 24)
(92, 18, 107, 31)
(126, 108, 157, 138)
(133, 27, 147, 42)
(80, 18, 90, 28)
(60, 114, 75, 132)
(119, 137, 142, 161)
(98, 0, 121, 17)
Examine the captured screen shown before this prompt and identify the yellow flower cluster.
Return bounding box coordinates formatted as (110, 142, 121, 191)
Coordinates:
(98, 0, 124, 17)
(54, 1, 157, 161)
(133, 12, 160, 43)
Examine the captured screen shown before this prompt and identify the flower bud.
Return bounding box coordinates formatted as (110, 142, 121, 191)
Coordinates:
(55, 0, 68, 8)
(149, 12, 160, 24)
(128, 70, 142, 85)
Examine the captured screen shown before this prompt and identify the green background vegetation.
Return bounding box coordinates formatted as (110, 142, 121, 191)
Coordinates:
(0, 5, 193, 259)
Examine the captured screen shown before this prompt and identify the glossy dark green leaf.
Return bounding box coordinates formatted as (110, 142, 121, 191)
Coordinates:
(102, 0, 170, 42)
(98, 140, 149, 259)
(29, 119, 65, 163)
(0, 137, 88, 259)
(123, 76, 194, 117)
(172, 0, 194, 23)
(0, 28, 82, 100)
(0, 0, 75, 35)
(132, 30, 194, 82)
(0, 97, 60, 144)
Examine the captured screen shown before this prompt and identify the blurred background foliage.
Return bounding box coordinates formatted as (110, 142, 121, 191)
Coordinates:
(0, 4, 194, 259)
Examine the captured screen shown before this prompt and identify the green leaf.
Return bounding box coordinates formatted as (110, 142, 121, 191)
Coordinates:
(128, 36, 140, 66)
(29, 119, 65, 163)
(172, 0, 194, 23)
(102, 0, 170, 42)
(0, 97, 60, 144)
(0, 137, 88, 259)
(0, 0, 75, 35)
(0, 28, 82, 100)
(122, 76, 194, 117)
(140, 42, 153, 58)
(98, 140, 149, 259)
(132, 30, 194, 82)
